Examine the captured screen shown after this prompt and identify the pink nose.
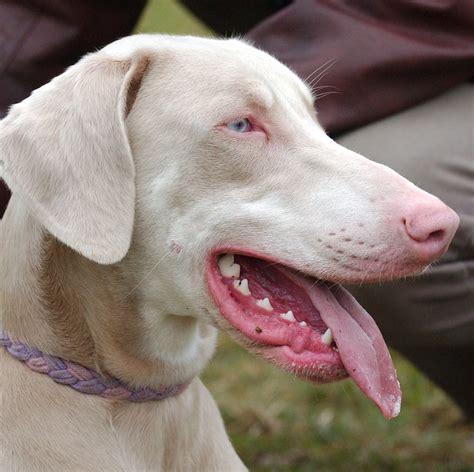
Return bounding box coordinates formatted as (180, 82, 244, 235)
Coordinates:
(403, 199, 459, 263)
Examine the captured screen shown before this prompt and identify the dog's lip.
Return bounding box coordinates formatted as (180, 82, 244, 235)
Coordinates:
(205, 247, 347, 381)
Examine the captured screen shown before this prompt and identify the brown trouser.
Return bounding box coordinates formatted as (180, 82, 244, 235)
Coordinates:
(0, 1, 472, 419)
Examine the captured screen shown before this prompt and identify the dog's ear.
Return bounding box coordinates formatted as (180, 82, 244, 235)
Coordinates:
(0, 52, 150, 264)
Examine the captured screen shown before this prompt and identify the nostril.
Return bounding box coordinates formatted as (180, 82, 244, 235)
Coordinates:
(427, 229, 445, 244)
(402, 216, 447, 244)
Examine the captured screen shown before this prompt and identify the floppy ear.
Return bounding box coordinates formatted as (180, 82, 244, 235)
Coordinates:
(0, 51, 149, 264)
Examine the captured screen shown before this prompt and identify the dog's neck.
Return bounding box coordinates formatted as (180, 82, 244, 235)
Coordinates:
(0, 198, 216, 388)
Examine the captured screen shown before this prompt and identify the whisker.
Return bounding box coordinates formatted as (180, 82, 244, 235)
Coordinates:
(304, 57, 337, 84)
(307, 58, 338, 89)
(122, 253, 170, 300)
(314, 90, 341, 101)
(309, 277, 326, 290)
(313, 85, 340, 92)
(329, 281, 340, 291)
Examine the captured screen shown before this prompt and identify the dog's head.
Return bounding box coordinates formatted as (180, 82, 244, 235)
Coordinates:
(0, 35, 459, 418)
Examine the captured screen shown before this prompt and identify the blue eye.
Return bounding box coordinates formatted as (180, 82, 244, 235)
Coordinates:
(227, 118, 251, 133)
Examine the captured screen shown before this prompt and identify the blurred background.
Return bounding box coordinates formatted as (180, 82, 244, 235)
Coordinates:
(132, 2, 474, 471)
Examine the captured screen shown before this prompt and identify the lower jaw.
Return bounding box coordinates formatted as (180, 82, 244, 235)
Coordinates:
(259, 345, 347, 382)
(221, 320, 347, 382)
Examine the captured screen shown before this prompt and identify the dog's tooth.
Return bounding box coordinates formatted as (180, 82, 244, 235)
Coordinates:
(218, 254, 234, 271)
(321, 328, 333, 346)
(231, 264, 241, 278)
(233, 278, 251, 296)
(256, 298, 273, 311)
(218, 254, 240, 278)
(299, 321, 307, 327)
(280, 310, 296, 322)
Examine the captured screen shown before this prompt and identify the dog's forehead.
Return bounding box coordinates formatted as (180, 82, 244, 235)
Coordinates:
(103, 34, 313, 111)
(200, 39, 313, 107)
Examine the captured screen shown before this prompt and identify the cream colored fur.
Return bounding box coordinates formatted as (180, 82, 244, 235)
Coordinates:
(0, 34, 455, 471)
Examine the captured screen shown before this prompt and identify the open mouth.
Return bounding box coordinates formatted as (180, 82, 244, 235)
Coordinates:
(206, 250, 401, 419)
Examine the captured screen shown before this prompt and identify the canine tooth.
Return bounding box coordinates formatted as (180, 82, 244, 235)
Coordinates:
(256, 298, 273, 311)
(218, 254, 240, 278)
(299, 321, 307, 327)
(280, 310, 296, 322)
(321, 328, 333, 346)
(233, 278, 250, 296)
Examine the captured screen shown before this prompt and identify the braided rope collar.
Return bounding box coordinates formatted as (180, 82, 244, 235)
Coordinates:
(0, 332, 190, 402)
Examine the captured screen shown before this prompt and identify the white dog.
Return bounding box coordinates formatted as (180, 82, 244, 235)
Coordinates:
(0, 35, 459, 471)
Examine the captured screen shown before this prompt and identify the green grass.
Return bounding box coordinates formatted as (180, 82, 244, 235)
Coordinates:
(135, 3, 474, 470)
(136, 0, 211, 36)
(203, 335, 473, 471)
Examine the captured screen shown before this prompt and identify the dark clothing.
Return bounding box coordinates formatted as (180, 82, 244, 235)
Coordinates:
(181, 0, 292, 38)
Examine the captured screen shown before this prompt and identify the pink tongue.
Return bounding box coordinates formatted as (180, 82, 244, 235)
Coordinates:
(285, 272, 401, 419)
(310, 284, 401, 419)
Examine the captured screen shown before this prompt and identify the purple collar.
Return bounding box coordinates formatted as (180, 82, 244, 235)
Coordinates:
(0, 332, 190, 402)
